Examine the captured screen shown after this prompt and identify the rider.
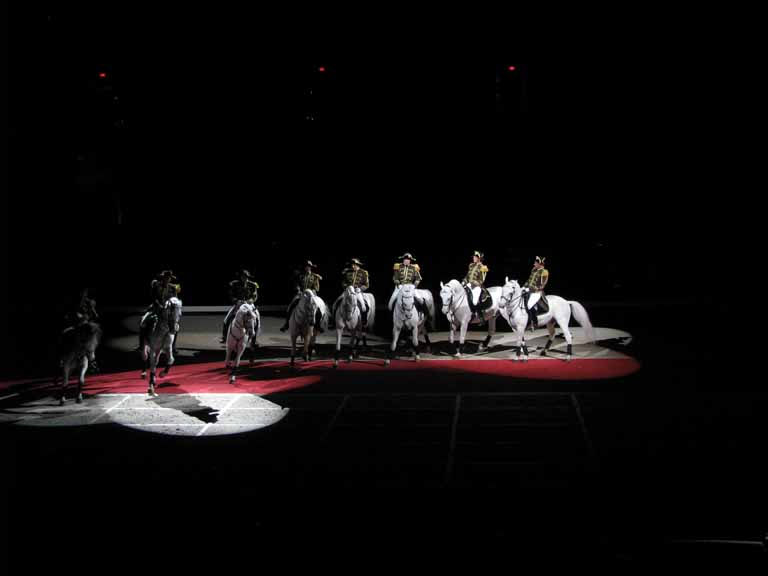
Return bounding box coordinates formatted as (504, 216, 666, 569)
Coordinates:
(65, 287, 99, 328)
(462, 251, 490, 322)
(221, 268, 259, 343)
(522, 256, 549, 329)
(63, 287, 100, 372)
(333, 258, 371, 329)
(280, 260, 323, 332)
(138, 270, 180, 351)
(388, 252, 430, 326)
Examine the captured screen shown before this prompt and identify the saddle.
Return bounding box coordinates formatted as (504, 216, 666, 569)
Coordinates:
(464, 285, 492, 313)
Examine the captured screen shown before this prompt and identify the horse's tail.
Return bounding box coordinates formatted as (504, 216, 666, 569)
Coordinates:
(424, 292, 436, 330)
(366, 294, 376, 331)
(569, 301, 595, 343)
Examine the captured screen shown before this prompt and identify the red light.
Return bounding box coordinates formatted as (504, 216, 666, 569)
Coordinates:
(98, 72, 107, 78)
(318, 66, 326, 73)
(508, 66, 516, 72)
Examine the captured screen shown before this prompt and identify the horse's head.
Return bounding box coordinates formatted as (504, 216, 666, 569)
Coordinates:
(240, 302, 257, 335)
(343, 285, 357, 306)
(500, 277, 521, 311)
(399, 284, 416, 317)
(301, 290, 318, 322)
(166, 297, 183, 332)
(439, 280, 457, 314)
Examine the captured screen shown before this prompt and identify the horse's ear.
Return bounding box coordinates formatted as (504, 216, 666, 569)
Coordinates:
(505, 276, 509, 284)
(440, 281, 444, 288)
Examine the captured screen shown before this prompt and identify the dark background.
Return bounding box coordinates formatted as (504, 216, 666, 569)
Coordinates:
(5, 4, 765, 571)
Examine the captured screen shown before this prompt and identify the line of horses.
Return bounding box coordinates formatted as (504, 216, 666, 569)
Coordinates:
(55, 279, 595, 402)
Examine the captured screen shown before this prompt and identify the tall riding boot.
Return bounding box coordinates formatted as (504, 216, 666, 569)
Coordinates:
(281, 300, 298, 332)
(359, 303, 368, 328)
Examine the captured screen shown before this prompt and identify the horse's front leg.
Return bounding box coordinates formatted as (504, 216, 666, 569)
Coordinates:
(59, 364, 70, 405)
(231, 341, 245, 383)
(75, 358, 88, 403)
(161, 335, 175, 376)
(333, 328, 343, 368)
(301, 328, 308, 362)
(411, 325, 420, 361)
(141, 346, 148, 379)
(515, 317, 529, 361)
(456, 320, 469, 358)
(386, 325, 401, 366)
(290, 333, 297, 367)
(348, 331, 358, 362)
(148, 351, 158, 397)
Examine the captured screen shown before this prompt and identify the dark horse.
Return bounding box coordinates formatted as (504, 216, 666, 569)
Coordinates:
(55, 321, 103, 405)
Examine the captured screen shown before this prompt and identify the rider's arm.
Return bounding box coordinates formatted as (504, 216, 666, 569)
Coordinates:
(538, 270, 549, 291)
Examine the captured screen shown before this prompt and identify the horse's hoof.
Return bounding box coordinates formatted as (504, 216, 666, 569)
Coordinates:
(415, 355, 421, 362)
(513, 355, 519, 362)
(59, 397, 65, 406)
(347, 356, 353, 363)
(333, 360, 339, 368)
(566, 356, 572, 362)
(140, 372, 146, 379)
(76, 395, 83, 404)
(229, 376, 236, 383)
(539, 351, 547, 357)
(384, 359, 391, 367)
(453, 354, 461, 359)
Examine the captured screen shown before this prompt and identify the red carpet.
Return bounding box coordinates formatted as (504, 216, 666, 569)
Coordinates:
(1, 357, 640, 395)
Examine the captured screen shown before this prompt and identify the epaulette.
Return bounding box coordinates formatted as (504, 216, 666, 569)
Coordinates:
(414, 264, 420, 271)
(481, 265, 488, 273)
(316, 274, 323, 280)
(393, 263, 401, 270)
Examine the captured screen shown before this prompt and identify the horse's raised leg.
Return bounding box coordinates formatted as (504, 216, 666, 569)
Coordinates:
(161, 336, 175, 376)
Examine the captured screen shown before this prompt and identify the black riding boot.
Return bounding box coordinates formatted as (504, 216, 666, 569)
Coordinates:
(359, 303, 368, 328)
(281, 299, 299, 332)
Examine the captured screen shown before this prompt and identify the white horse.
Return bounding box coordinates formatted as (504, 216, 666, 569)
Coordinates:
(225, 301, 260, 382)
(500, 278, 595, 361)
(333, 286, 376, 368)
(289, 289, 328, 366)
(438, 279, 503, 357)
(385, 284, 433, 365)
(141, 296, 182, 396)
(55, 321, 103, 405)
